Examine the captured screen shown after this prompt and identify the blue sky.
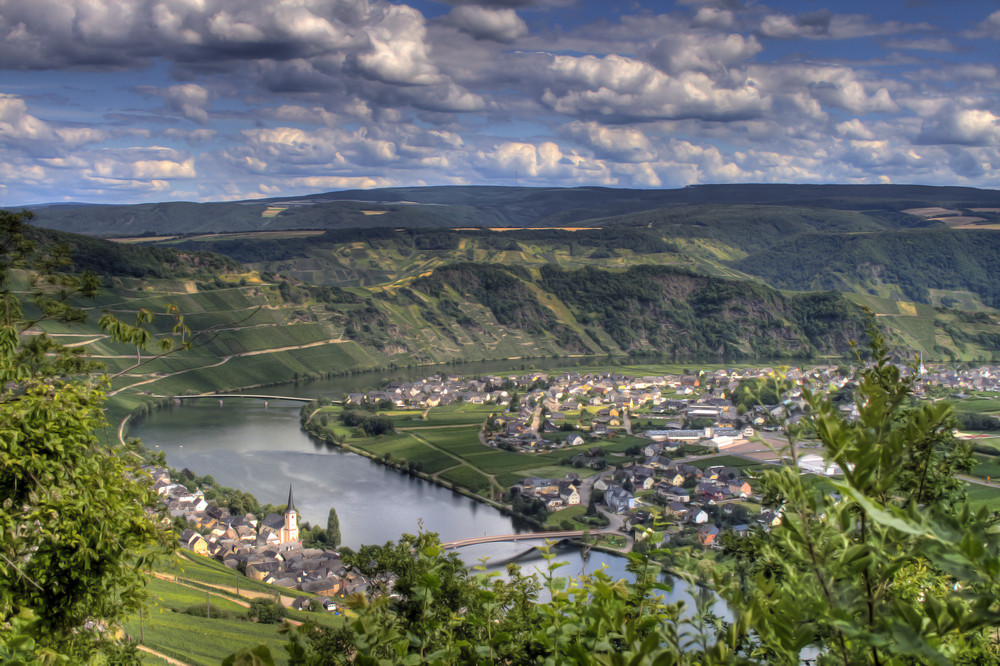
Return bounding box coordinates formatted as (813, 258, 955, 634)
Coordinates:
(1, 0, 998, 205)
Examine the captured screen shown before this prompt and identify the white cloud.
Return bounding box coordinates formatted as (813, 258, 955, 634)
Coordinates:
(836, 119, 875, 141)
(973, 10, 1000, 39)
(447, 6, 527, 43)
(542, 53, 769, 120)
(644, 32, 761, 76)
(756, 64, 899, 115)
(566, 121, 656, 162)
(917, 106, 1000, 146)
(691, 7, 733, 29)
(162, 83, 211, 123)
(0, 93, 55, 143)
(884, 37, 955, 53)
(477, 140, 613, 183)
(357, 5, 440, 84)
(757, 11, 930, 40)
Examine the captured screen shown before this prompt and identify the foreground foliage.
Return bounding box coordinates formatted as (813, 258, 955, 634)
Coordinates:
(1, 210, 172, 662)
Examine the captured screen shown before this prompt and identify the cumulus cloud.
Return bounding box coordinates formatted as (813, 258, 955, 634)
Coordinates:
(917, 105, 1000, 146)
(541, 53, 770, 121)
(1, 1, 999, 203)
(438, 0, 576, 7)
(972, 10, 1000, 39)
(757, 11, 929, 40)
(356, 5, 440, 84)
(0, 0, 445, 92)
(755, 64, 900, 115)
(447, 6, 527, 43)
(0, 93, 56, 143)
(478, 140, 612, 183)
(691, 7, 733, 29)
(0, 92, 107, 154)
(643, 32, 760, 76)
(566, 121, 656, 163)
(161, 83, 211, 123)
(836, 118, 875, 141)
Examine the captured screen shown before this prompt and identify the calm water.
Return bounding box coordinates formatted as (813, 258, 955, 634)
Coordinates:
(132, 399, 520, 546)
(131, 368, 730, 616)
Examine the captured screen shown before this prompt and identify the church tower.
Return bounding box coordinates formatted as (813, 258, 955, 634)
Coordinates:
(280, 484, 299, 544)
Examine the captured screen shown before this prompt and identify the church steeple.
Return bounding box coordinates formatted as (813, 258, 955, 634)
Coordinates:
(280, 484, 299, 544)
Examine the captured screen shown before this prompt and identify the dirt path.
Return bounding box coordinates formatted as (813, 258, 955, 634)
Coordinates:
(109, 337, 347, 397)
(137, 644, 190, 666)
(405, 431, 469, 471)
(396, 423, 481, 431)
(149, 571, 251, 608)
(150, 570, 304, 631)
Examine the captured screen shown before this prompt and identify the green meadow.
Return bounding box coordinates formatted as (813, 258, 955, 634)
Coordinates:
(311, 403, 649, 500)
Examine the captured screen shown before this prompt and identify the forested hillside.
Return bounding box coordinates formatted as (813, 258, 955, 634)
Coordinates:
(539, 265, 868, 357)
(734, 228, 1000, 307)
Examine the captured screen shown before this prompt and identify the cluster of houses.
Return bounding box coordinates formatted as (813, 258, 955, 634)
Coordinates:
(149, 468, 363, 610)
(514, 474, 583, 509)
(513, 441, 778, 547)
(914, 363, 1000, 395)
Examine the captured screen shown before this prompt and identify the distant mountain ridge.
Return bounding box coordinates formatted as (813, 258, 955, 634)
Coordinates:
(25, 184, 1000, 237)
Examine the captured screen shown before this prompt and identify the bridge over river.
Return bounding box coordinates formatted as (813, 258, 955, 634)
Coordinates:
(165, 393, 322, 403)
(440, 528, 619, 550)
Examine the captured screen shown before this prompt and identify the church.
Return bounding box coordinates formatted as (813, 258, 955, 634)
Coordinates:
(259, 485, 300, 545)
(279, 485, 299, 544)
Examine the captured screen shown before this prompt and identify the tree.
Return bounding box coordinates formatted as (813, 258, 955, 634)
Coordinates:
(325, 508, 341, 549)
(716, 324, 998, 665)
(247, 599, 285, 624)
(1, 211, 173, 659)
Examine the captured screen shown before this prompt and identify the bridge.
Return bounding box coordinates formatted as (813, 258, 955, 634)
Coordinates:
(171, 393, 315, 403)
(440, 528, 619, 550)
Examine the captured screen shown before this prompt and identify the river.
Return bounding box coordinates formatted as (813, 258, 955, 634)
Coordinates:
(130, 368, 731, 614)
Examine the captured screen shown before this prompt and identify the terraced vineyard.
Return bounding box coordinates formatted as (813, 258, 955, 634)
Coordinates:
(119, 553, 343, 666)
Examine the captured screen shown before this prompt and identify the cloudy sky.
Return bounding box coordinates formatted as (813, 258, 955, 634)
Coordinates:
(2, 0, 999, 205)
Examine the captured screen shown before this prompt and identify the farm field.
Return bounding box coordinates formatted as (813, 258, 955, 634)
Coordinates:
(951, 398, 1000, 415)
(310, 403, 647, 500)
(123, 552, 344, 665)
(965, 482, 1000, 510)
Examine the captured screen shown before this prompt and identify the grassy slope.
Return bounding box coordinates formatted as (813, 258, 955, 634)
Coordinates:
(312, 403, 646, 503)
(122, 552, 344, 665)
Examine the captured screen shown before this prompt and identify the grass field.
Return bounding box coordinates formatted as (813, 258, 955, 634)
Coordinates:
(689, 455, 765, 470)
(965, 482, 1000, 509)
(123, 550, 346, 664)
(123, 606, 289, 666)
(972, 454, 1000, 480)
(311, 403, 649, 499)
(951, 398, 1000, 415)
(544, 505, 589, 529)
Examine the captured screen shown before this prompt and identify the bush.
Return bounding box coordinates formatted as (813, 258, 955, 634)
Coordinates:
(182, 603, 237, 620)
(247, 598, 285, 624)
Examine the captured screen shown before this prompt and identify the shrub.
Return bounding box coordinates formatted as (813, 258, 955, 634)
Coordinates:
(247, 598, 285, 624)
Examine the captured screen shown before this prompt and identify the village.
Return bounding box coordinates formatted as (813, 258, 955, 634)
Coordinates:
(342, 359, 1000, 550)
(150, 470, 363, 614)
(165, 359, 1000, 592)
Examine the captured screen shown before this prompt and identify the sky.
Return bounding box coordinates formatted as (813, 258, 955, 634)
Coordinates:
(1, 0, 999, 206)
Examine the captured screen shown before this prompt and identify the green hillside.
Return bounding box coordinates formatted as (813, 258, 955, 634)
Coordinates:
(15, 187, 1000, 420)
(734, 228, 1000, 307)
